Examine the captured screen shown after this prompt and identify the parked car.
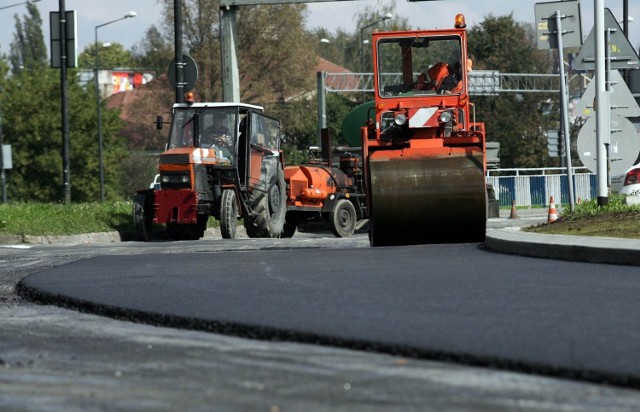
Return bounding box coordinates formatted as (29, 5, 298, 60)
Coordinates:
(611, 163, 640, 204)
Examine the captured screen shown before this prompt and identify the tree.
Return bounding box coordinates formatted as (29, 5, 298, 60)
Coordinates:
(264, 92, 361, 166)
(9, 2, 47, 74)
(312, 28, 361, 72)
(153, 0, 317, 103)
(78, 42, 136, 70)
(0, 4, 130, 203)
(1, 65, 128, 202)
(468, 15, 558, 168)
(121, 0, 322, 170)
(355, 3, 410, 73)
(131, 25, 174, 75)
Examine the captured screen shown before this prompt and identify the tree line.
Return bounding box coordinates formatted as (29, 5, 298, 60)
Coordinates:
(0, 1, 564, 203)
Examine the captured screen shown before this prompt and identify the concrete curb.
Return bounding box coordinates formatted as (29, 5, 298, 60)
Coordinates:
(0, 226, 249, 245)
(485, 228, 640, 266)
(22, 232, 124, 245)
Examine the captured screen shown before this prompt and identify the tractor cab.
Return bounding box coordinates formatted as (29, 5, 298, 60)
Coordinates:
(166, 105, 238, 165)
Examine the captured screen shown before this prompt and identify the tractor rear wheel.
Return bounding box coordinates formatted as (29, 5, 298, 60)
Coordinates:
(244, 162, 286, 238)
(329, 199, 357, 237)
(220, 189, 238, 239)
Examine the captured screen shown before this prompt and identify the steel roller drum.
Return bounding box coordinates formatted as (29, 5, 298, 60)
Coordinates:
(369, 149, 487, 246)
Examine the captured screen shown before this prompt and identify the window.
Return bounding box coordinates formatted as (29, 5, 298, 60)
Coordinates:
(250, 112, 280, 151)
(377, 35, 463, 98)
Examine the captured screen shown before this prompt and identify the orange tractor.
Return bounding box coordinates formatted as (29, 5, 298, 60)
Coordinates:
(133, 102, 286, 241)
(363, 14, 487, 246)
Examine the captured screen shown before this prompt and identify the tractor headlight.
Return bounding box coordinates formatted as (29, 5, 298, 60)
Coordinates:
(159, 172, 191, 188)
(394, 113, 407, 126)
(439, 111, 453, 123)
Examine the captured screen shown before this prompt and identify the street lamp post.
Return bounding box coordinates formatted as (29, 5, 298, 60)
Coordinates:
(95, 11, 136, 202)
(359, 13, 392, 100)
(319, 37, 330, 59)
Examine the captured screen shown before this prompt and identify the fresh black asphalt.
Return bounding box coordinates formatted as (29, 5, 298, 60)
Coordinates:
(18, 243, 640, 387)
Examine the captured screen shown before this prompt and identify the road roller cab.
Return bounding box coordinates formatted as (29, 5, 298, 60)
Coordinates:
(133, 101, 286, 241)
(364, 14, 487, 246)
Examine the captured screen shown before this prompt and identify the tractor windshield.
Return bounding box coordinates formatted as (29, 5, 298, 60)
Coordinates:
(168, 107, 238, 163)
(376, 35, 463, 98)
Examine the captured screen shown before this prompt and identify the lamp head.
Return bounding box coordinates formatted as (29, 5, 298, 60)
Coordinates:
(125, 11, 137, 18)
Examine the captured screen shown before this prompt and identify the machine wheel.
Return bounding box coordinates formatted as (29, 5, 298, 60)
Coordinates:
(368, 152, 487, 246)
(281, 220, 297, 238)
(132, 193, 152, 241)
(220, 189, 238, 239)
(244, 162, 287, 238)
(329, 199, 357, 237)
(166, 215, 207, 241)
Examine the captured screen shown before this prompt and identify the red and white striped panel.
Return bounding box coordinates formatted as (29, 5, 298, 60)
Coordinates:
(408, 107, 439, 128)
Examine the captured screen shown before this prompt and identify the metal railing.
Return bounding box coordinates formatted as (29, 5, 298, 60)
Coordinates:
(323, 72, 561, 94)
(486, 167, 594, 207)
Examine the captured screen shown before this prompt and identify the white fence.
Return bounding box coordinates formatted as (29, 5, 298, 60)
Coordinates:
(486, 168, 595, 207)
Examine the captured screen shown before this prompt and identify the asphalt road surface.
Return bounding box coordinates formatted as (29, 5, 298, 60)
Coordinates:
(3, 217, 640, 411)
(18, 242, 640, 385)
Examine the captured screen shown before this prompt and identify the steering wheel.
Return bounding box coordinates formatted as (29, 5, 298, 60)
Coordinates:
(204, 127, 229, 147)
(405, 80, 435, 92)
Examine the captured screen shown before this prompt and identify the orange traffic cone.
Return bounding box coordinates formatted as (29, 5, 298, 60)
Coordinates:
(509, 199, 518, 219)
(548, 196, 558, 223)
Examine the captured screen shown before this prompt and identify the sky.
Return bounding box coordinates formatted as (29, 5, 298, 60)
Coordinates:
(0, 0, 638, 59)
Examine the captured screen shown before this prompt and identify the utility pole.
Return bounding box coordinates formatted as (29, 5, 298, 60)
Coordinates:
(174, 0, 184, 103)
(59, 0, 70, 203)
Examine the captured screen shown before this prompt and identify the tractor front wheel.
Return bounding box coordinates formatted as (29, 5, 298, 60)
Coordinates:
(220, 189, 238, 239)
(133, 193, 153, 241)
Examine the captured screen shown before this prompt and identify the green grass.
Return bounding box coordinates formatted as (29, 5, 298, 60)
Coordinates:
(524, 195, 640, 239)
(0, 202, 222, 238)
(0, 202, 135, 236)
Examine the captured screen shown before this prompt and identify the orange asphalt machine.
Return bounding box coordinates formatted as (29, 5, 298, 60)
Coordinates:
(363, 14, 488, 246)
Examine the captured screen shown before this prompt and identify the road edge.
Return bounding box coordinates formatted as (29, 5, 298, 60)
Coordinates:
(485, 228, 640, 266)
